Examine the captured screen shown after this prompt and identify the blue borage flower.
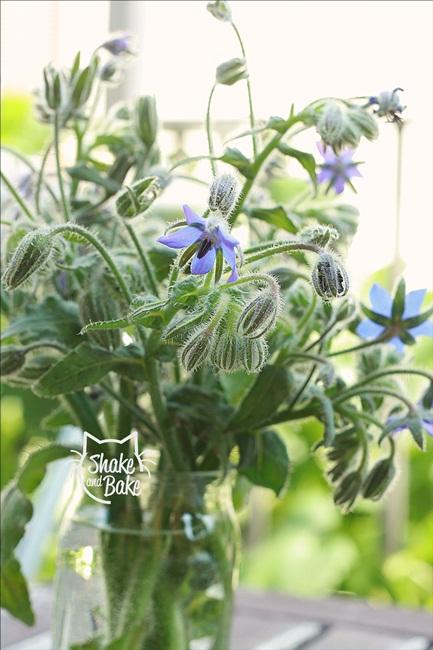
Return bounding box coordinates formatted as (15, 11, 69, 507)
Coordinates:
(387, 411, 433, 438)
(357, 283, 433, 355)
(158, 205, 240, 282)
(316, 143, 362, 194)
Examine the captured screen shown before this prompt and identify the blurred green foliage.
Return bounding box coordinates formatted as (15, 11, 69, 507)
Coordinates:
(1, 93, 50, 153)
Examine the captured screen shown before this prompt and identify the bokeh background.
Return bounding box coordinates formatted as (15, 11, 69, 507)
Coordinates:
(1, 0, 432, 608)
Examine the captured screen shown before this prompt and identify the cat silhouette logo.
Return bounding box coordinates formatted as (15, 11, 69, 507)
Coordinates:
(71, 431, 154, 505)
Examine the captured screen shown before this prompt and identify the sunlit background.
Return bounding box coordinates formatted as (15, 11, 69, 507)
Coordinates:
(1, 0, 432, 608)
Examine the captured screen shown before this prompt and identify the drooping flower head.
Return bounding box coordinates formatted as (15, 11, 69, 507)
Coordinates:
(367, 88, 405, 123)
(100, 33, 136, 57)
(316, 143, 362, 194)
(157, 205, 240, 282)
(357, 283, 433, 355)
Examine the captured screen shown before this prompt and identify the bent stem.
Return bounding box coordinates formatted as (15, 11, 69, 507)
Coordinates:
(231, 21, 257, 158)
(54, 113, 70, 221)
(206, 84, 217, 177)
(0, 170, 36, 222)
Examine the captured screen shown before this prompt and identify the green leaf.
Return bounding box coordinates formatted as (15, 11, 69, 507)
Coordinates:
(0, 295, 81, 347)
(229, 366, 290, 431)
(66, 164, 121, 194)
(33, 343, 118, 396)
(220, 148, 254, 178)
(237, 430, 290, 496)
(391, 278, 406, 319)
(16, 444, 72, 494)
(278, 143, 317, 188)
(0, 482, 32, 565)
(1, 557, 34, 625)
(245, 206, 299, 233)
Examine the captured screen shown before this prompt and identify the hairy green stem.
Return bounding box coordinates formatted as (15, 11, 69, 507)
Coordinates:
(206, 84, 217, 176)
(0, 170, 36, 222)
(51, 223, 131, 302)
(54, 113, 70, 221)
(244, 240, 321, 265)
(327, 334, 388, 357)
(334, 386, 415, 412)
(124, 222, 159, 297)
(35, 141, 53, 213)
(231, 21, 258, 157)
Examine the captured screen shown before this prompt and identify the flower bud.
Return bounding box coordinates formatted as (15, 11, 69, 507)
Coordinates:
(0, 346, 27, 376)
(43, 65, 63, 111)
(208, 174, 238, 216)
(181, 327, 212, 372)
(216, 58, 248, 86)
(134, 96, 158, 148)
(334, 296, 356, 321)
(349, 108, 378, 141)
(316, 102, 346, 151)
(116, 177, 160, 218)
(362, 458, 395, 500)
(207, 0, 232, 21)
(71, 58, 98, 110)
(2, 228, 54, 290)
(238, 291, 279, 338)
(242, 338, 268, 373)
(211, 333, 242, 372)
(311, 253, 349, 301)
(333, 471, 362, 509)
(299, 225, 339, 248)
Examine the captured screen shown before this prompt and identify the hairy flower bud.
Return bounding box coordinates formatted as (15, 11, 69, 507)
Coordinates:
(100, 33, 136, 57)
(238, 290, 280, 338)
(71, 58, 98, 110)
(333, 471, 362, 509)
(134, 95, 158, 148)
(211, 333, 242, 372)
(181, 326, 212, 372)
(0, 346, 27, 376)
(349, 108, 378, 141)
(362, 458, 395, 500)
(207, 0, 232, 21)
(299, 225, 339, 248)
(311, 253, 349, 301)
(2, 229, 54, 290)
(216, 58, 248, 86)
(316, 102, 346, 151)
(208, 174, 238, 216)
(242, 338, 268, 373)
(116, 177, 160, 218)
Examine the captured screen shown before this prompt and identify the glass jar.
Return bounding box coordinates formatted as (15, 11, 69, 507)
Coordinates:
(53, 471, 239, 650)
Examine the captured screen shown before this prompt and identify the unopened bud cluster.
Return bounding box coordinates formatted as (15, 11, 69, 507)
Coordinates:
(116, 176, 160, 218)
(178, 277, 280, 374)
(315, 100, 378, 151)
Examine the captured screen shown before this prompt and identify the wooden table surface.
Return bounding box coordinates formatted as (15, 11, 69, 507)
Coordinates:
(1, 586, 432, 650)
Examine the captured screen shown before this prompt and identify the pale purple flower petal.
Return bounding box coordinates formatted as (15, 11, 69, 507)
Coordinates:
(389, 336, 405, 355)
(182, 204, 206, 228)
(347, 165, 362, 179)
(422, 419, 433, 436)
(408, 321, 433, 338)
(340, 150, 355, 164)
(369, 284, 392, 316)
(317, 168, 334, 183)
(158, 226, 202, 249)
(219, 241, 238, 282)
(333, 176, 345, 194)
(190, 246, 216, 275)
(356, 319, 385, 339)
(403, 289, 426, 319)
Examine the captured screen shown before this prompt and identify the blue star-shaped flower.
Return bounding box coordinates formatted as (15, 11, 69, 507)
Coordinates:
(357, 283, 433, 355)
(158, 205, 240, 282)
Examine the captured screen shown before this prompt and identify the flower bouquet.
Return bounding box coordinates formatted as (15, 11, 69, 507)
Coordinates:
(1, 2, 432, 649)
